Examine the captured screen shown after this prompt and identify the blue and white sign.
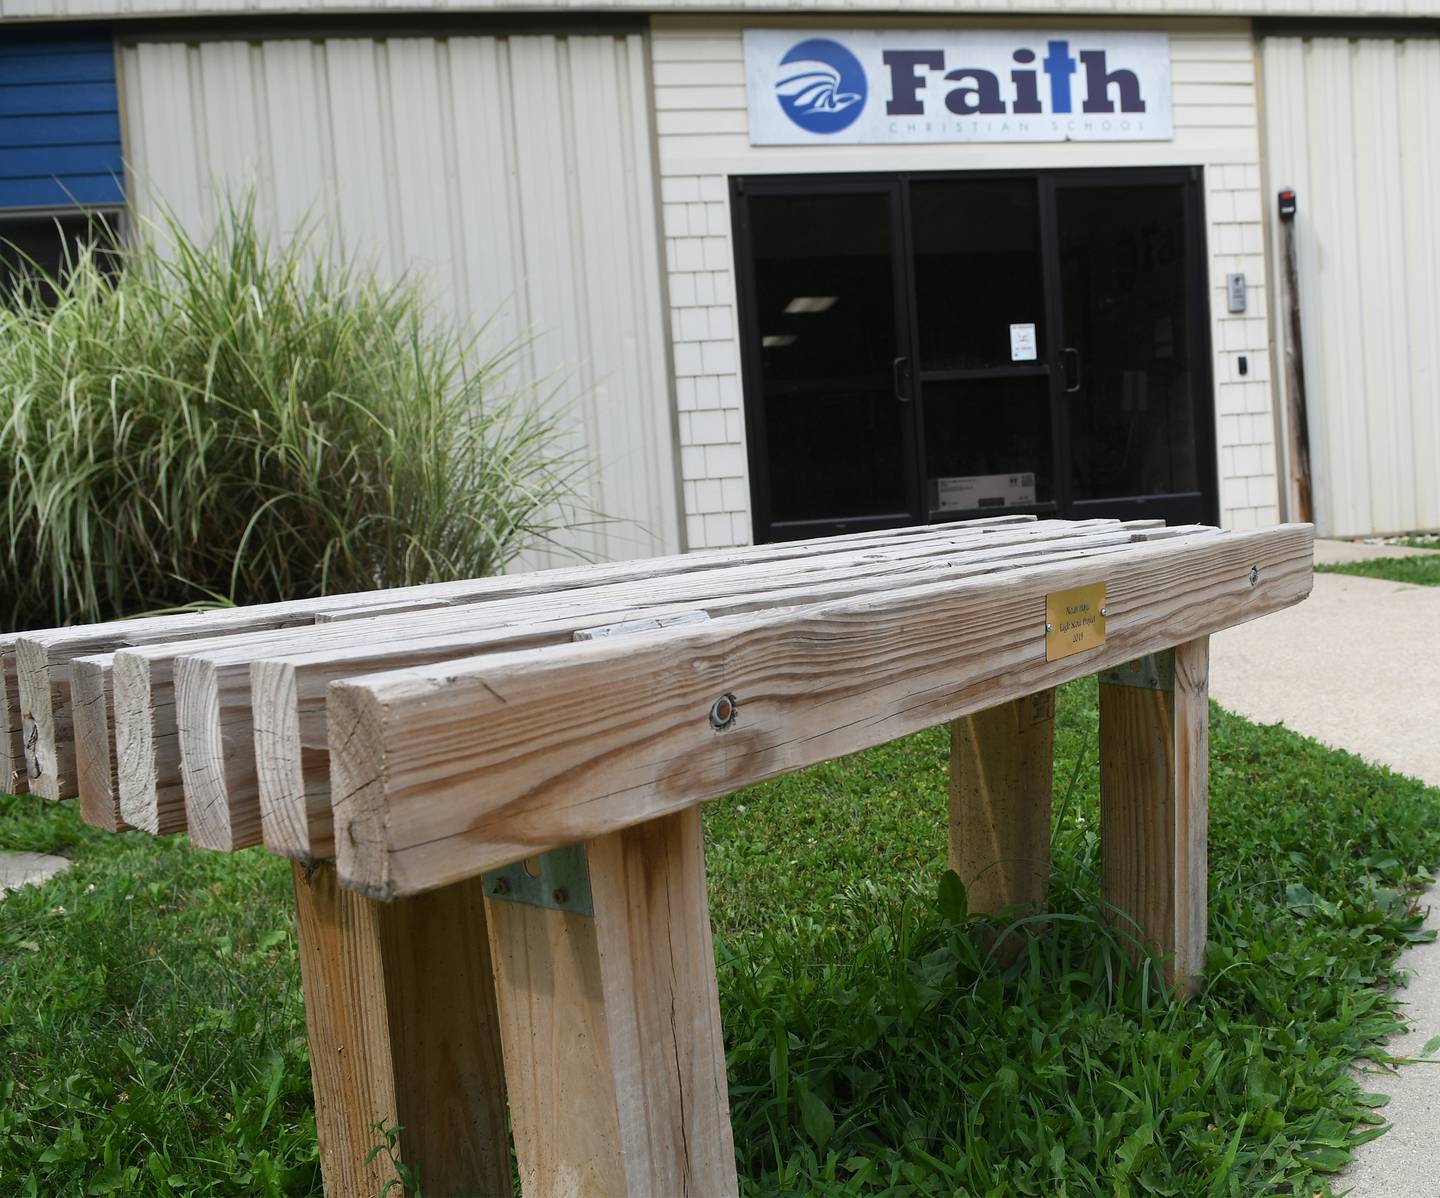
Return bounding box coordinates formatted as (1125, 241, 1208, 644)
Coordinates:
(745, 30, 1172, 145)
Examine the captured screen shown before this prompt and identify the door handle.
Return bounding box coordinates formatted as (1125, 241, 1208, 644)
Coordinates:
(892, 356, 913, 403)
(1061, 347, 1082, 394)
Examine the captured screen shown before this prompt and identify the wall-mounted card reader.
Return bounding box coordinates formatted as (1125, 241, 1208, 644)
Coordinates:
(1226, 273, 1247, 313)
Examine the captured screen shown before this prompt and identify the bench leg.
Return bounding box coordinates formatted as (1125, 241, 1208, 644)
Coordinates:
(485, 806, 738, 1198)
(949, 691, 1056, 916)
(1098, 638, 1209, 994)
(291, 862, 511, 1197)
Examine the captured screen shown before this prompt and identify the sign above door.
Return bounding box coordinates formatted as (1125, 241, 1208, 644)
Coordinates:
(744, 30, 1172, 146)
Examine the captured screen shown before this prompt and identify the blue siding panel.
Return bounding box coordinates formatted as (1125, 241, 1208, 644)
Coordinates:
(0, 145, 124, 177)
(1, 52, 119, 85)
(0, 113, 122, 148)
(0, 175, 126, 208)
(0, 29, 123, 209)
(0, 83, 121, 117)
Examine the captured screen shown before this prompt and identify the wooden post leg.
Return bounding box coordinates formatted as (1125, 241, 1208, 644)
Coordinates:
(949, 690, 1056, 915)
(1098, 638, 1209, 994)
(291, 862, 511, 1197)
(485, 806, 738, 1198)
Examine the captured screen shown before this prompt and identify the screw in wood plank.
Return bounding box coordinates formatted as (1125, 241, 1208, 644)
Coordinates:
(709, 693, 737, 732)
(1248, 565, 1260, 586)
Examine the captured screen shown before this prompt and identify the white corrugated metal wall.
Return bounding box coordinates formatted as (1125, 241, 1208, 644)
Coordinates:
(119, 30, 683, 567)
(1261, 34, 1440, 537)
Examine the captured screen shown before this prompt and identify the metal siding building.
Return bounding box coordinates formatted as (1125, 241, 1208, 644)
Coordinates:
(1261, 31, 1440, 538)
(118, 29, 680, 567)
(2, 4, 1438, 554)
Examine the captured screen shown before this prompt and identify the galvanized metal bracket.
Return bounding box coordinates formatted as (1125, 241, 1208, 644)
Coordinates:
(483, 844, 593, 916)
(1098, 651, 1175, 692)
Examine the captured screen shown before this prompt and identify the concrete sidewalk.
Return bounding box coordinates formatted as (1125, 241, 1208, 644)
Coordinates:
(1211, 547, 1440, 788)
(0, 850, 71, 893)
(1209, 540, 1440, 1195)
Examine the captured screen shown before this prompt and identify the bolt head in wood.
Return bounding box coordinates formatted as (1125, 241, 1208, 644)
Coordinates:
(1248, 565, 1260, 586)
(708, 694, 737, 731)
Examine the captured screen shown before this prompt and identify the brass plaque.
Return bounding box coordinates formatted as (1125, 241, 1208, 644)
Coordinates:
(1046, 582, 1107, 662)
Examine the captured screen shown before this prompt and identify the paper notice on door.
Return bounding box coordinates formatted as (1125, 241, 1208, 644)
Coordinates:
(931, 474, 1037, 512)
(1009, 323, 1037, 362)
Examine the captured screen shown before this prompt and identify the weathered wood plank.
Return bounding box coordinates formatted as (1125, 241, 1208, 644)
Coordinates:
(253, 523, 1165, 861)
(292, 862, 510, 1197)
(1, 643, 26, 795)
(330, 525, 1311, 899)
(71, 655, 132, 833)
(110, 519, 1115, 847)
(15, 515, 1035, 798)
(1099, 639, 1210, 994)
(949, 690, 1056, 916)
(112, 519, 1066, 844)
(487, 807, 737, 1196)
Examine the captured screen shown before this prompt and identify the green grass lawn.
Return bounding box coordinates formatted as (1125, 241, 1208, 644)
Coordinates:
(1391, 535, 1440, 552)
(1316, 555, 1440, 587)
(3, 680, 1439, 1196)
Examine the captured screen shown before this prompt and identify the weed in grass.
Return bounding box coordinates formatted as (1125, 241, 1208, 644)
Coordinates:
(1315, 556, 1440, 587)
(1389, 535, 1440, 552)
(3, 680, 1439, 1196)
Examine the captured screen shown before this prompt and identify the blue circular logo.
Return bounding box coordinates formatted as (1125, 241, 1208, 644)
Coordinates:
(775, 38, 867, 135)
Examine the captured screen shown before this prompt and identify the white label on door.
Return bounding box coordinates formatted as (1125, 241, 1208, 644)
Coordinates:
(1010, 323, 1037, 361)
(932, 473, 1037, 511)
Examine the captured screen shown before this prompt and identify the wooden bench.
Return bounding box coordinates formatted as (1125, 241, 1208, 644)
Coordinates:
(4, 515, 1313, 1196)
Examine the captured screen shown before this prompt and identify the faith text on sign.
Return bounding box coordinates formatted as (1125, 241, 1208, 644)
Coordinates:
(745, 30, 1172, 146)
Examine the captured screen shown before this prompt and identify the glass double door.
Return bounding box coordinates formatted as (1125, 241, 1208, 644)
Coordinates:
(735, 169, 1216, 542)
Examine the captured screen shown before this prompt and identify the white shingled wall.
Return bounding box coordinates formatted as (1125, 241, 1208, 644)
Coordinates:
(653, 17, 1280, 547)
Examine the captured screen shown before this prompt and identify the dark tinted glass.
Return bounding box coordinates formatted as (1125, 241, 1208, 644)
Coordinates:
(750, 192, 908, 523)
(1058, 184, 1200, 501)
(923, 376, 1053, 513)
(1, 213, 118, 306)
(911, 180, 1044, 372)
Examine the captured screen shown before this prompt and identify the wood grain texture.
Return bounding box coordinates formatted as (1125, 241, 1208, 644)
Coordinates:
(949, 690, 1056, 915)
(113, 651, 188, 835)
(13, 514, 1034, 801)
(487, 806, 737, 1197)
(1, 643, 25, 795)
(1098, 639, 1210, 994)
(331, 525, 1311, 899)
(113, 518, 1056, 849)
(254, 521, 1165, 861)
(291, 862, 510, 1197)
(71, 655, 131, 832)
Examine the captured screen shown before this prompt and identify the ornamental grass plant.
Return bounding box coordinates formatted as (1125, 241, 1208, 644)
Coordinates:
(0, 200, 585, 631)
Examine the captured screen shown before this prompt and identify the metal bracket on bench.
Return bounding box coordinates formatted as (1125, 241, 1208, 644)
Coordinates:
(483, 844, 593, 916)
(1098, 651, 1175, 692)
